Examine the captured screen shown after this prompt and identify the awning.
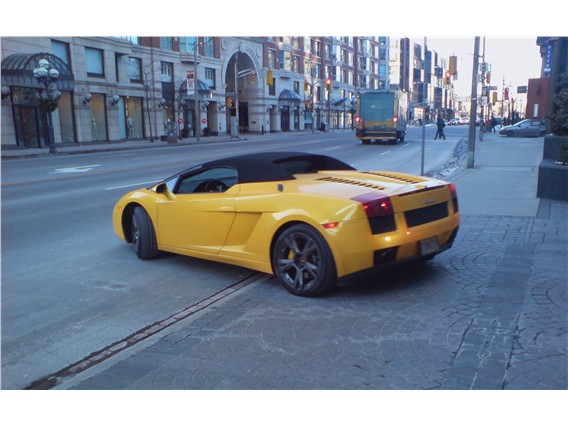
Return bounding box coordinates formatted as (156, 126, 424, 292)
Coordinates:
(278, 89, 301, 105)
(332, 97, 348, 106)
(1, 52, 75, 91)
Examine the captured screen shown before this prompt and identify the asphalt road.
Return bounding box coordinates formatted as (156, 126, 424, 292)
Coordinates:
(1, 125, 467, 389)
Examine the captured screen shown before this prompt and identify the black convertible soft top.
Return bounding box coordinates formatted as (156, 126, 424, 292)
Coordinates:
(201, 152, 356, 183)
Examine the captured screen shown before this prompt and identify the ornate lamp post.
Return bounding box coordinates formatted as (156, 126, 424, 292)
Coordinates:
(32, 58, 61, 154)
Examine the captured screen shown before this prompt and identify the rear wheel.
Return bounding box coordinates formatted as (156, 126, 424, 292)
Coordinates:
(272, 224, 337, 297)
(131, 206, 158, 259)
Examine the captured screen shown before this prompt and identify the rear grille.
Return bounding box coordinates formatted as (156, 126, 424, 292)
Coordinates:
(405, 203, 449, 228)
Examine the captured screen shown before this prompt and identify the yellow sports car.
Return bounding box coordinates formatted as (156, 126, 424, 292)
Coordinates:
(113, 152, 460, 296)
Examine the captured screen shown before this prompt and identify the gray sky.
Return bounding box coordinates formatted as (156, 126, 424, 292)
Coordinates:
(412, 37, 542, 98)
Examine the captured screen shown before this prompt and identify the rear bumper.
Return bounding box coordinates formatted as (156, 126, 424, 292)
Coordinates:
(326, 206, 460, 278)
(356, 129, 399, 140)
(338, 226, 459, 286)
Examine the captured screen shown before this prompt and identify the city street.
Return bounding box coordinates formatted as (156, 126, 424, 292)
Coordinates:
(1, 126, 566, 400)
(1, 125, 463, 390)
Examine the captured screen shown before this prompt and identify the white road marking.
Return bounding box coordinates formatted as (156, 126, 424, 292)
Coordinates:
(380, 151, 391, 156)
(51, 165, 100, 174)
(324, 146, 341, 151)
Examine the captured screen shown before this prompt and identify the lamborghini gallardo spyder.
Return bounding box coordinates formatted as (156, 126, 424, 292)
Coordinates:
(113, 152, 460, 296)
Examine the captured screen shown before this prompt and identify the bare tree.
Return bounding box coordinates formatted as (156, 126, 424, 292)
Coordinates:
(141, 62, 158, 142)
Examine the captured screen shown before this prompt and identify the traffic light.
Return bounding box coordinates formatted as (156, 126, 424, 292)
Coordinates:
(486, 71, 491, 84)
(227, 98, 233, 108)
(266, 69, 273, 86)
(326, 78, 332, 91)
(445, 71, 451, 82)
(449, 55, 457, 76)
(492, 92, 498, 105)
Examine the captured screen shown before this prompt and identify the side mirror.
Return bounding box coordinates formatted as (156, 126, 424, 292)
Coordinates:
(155, 183, 175, 200)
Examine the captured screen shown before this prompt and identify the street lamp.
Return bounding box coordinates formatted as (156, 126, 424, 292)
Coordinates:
(32, 58, 61, 154)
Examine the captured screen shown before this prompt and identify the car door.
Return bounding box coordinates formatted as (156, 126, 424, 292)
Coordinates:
(157, 167, 239, 254)
(515, 121, 531, 136)
(529, 120, 544, 136)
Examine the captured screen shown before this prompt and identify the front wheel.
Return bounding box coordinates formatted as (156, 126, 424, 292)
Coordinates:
(131, 206, 159, 260)
(272, 224, 337, 297)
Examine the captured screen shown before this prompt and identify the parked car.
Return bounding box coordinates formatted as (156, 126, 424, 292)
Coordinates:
(499, 119, 546, 137)
(448, 118, 459, 126)
(113, 152, 460, 297)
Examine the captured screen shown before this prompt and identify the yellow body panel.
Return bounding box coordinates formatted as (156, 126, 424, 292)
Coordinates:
(113, 170, 460, 279)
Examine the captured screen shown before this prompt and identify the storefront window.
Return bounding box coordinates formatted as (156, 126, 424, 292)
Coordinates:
(125, 97, 144, 139)
(89, 93, 108, 141)
(55, 91, 75, 143)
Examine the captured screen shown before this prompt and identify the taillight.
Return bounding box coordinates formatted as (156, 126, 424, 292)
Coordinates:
(449, 183, 457, 199)
(355, 115, 363, 129)
(353, 193, 394, 217)
(393, 116, 398, 122)
(449, 183, 459, 213)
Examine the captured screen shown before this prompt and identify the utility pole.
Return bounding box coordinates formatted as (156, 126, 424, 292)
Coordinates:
(467, 36, 480, 169)
(194, 40, 200, 142)
(421, 37, 427, 175)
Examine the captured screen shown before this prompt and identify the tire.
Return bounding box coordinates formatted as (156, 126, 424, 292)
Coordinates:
(272, 224, 337, 297)
(362, 139, 371, 145)
(131, 206, 158, 260)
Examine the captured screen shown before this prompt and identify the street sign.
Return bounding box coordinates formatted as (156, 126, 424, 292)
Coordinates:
(186, 70, 195, 94)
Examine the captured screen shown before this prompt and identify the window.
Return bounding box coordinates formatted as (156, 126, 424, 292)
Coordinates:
(129, 57, 142, 82)
(204, 67, 216, 89)
(292, 55, 300, 73)
(51, 40, 71, 70)
(89, 93, 108, 141)
(267, 50, 276, 69)
(160, 37, 173, 50)
(176, 167, 238, 194)
(293, 81, 300, 95)
(203, 37, 214, 57)
(279, 50, 291, 71)
(125, 97, 144, 139)
(160, 61, 173, 83)
(180, 37, 197, 52)
(86, 47, 104, 77)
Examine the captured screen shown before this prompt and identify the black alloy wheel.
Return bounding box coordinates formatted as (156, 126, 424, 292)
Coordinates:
(272, 224, 336, 296)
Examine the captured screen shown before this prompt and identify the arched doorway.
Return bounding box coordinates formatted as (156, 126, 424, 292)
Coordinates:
(1, 52, 75, 148)
(225, 51, 259, 134)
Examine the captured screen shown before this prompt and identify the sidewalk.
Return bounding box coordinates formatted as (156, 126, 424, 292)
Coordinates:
(0, 130, 326, 159)
(451, 130, 544, 216)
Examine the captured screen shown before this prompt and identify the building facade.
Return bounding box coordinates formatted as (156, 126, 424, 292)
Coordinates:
(2, 36, 457, 149)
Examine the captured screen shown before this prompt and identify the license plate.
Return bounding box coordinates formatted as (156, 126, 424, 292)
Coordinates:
(420, 237, 440, 256)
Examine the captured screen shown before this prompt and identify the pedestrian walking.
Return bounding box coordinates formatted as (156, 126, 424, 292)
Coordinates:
(434, 115, 446, 140)
(491, 116, 497, 132)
